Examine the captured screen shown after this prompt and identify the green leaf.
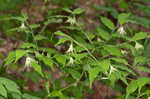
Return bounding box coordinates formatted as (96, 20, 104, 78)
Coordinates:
(89, 67, 103, 88)
(126, 80, 138, 99)
(100, 17, 115, 30)
(0, 77, 21, 94)
(56, 37, 69, 45)
(29, 24, 40, 29)
(20, 43, 36, 49)
(119, 72, 128, 85)
(136, 66, 150, 73)
(36, 53, 54, 70)
(63, 8, 73, 13)
(111, 58, 128, 65)
(132, 32, 148, 41)
(73, 8, 85, 14)
(96, 28, 110, 40)
(50, 90, 63, 97)
(108, 71, 120, 86)
(30, 60, 43, 77)
(98, 59, 110, 72)
(134, 56, 146, 66)
(42, 56, 54, 70)
(55, 55, 66, 66)
(104, 45, 121, 56)
(137, 77, 150, 94)
(5, 51, 15, 65)
(92, 5, 119, 19)
(114, 65, 136, 76)
(55, 31, 73, 41)
(0, 82, 7, 98)
(22, 93, 41, 99)
(68, 69, 81, 80)
(118, 13, 130, 24)
(11, 93, 21, 99)
(72, 53, 88, 61)
(15, 50, 26, 62)
(60, 95, 70, 99)
(34, 35, 47, 41)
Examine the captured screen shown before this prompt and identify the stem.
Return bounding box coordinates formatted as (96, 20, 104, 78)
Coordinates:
(24, 21, 38, 50)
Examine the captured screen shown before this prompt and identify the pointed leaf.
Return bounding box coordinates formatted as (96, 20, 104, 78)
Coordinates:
(68, 69, 81, 80)
(51, 90, 63, 97)
(137, 77, 150, 94)
(15, 50, 26, 62)
(55, 55, 66, 66)
(126, 80, 138, 99)
(22, 93, 41, 99)
(30, 61, 43, 77)
(98, 59, 110, 72)
(132, 32, 148, 41)
(63, 8, 73, 13)
(34, 35, 47, 41)
(56, 37, 69, 45)
(111, 58, 128, 65)
(36, 53, 54, 70)
(96, 28, 110, 40)
(136, 66, 150, 73)
(42, 57, 54, 70)
(0, 82, 7, 98)
(0, 77, 21, 94)
(73, 8, 85, 14)
(104, 45, 121, 56)
(55, 31, 73, 41)
(118, 13, 130, 24)
(100, 17, 115, 30)
(20, 43, 36, 49)
(89, 67, 103, 88)
(5, 51, 15, 65)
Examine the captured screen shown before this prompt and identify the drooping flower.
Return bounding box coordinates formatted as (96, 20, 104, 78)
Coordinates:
(117, 26, 126, 35)
(109, 65, 117, 75)
(66, 43, 73, 53)
(66, 16, 76, 25)
(25, 57, 33, 68)
(135, 42, 144, 50)
(20, 22, 25, 29)
(121, 50, 128, 55)
(68, 57, 74, 64)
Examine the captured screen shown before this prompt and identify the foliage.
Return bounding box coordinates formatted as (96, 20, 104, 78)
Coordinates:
(1, 0, 150, 99)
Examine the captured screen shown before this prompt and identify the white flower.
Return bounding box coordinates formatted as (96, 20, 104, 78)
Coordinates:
(66, 16, 76, 25)
(117, 26, 126, 35)
(109, 65, 117, 74)
(135, 42, 144, 50)
(25, 57, 32, 68)
(101, 77, 108, 80)
(121, 50, 128, 55)
(68, 57, 74, 64)
(20, 23, 25, 29)
(66, 43, 73, 53)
